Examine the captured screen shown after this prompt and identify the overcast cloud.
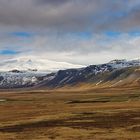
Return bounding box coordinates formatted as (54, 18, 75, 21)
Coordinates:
(0, 0, 140, 65)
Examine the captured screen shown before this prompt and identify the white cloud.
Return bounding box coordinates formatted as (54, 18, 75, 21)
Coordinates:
(0, 32, 139, 65)
(0, 0, 140, 65)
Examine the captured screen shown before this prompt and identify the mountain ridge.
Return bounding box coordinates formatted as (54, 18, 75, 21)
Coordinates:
(0, 58, 140, 89)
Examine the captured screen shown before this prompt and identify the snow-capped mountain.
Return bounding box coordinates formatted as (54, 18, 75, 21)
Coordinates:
(0, 72, 44, 88)
(0, 56, 84, 73)
(107, 59, 140, 68)
(1, 58, 140, 89)
(38, 59, 140, 88)
(0, 56, 84, 88)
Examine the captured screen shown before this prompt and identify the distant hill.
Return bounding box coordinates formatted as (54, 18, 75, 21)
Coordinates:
(1, 58, 140, 89)
(36, 61, 140, 89)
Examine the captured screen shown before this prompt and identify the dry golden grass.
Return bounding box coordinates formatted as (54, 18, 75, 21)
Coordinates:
(0, 87, 140, 140)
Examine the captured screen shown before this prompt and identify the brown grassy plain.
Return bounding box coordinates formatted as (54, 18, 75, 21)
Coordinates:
(0, 87, 140, 140)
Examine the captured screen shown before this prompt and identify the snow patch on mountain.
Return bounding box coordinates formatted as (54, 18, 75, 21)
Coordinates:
(0, 56, 84, 72)
(0, 71, 46, 88)
(107, 59, 140, 69)
(0, 58, 140, 89)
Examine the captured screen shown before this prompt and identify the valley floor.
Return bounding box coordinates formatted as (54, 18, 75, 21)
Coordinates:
(0, 87, 140, 140)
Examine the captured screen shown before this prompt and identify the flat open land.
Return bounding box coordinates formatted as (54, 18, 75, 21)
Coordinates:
(0, 87, 140, 140)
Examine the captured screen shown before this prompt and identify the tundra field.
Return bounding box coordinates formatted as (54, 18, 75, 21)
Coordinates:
(0, 87, 140, 140)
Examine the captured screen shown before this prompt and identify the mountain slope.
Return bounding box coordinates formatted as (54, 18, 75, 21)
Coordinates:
(1, 58, 140, 89)
(0, 71, 47, 88)
(38, 67, 140, 89)
(36, 59, 140, 88)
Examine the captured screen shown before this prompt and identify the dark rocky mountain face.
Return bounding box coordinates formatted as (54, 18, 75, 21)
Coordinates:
(0, 59, 140, 89)
(38, 64, 114, 88)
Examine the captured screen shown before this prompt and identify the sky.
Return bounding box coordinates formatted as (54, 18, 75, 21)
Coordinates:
(0, 0, 140, 65)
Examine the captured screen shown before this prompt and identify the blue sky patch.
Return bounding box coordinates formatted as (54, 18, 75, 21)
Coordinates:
(104, 31, 121, 37)
(10, 32, 33, 38)
(0, 50, 20, 55)
(129, 31, 140, 37)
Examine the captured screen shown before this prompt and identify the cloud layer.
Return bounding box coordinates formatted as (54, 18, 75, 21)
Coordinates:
(0, 0, 140, 65)
(0, 0, 140, 31)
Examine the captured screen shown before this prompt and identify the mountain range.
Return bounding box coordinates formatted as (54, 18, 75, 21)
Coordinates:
(0, 56, 83, 73)
(0, 57, 140, 89)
